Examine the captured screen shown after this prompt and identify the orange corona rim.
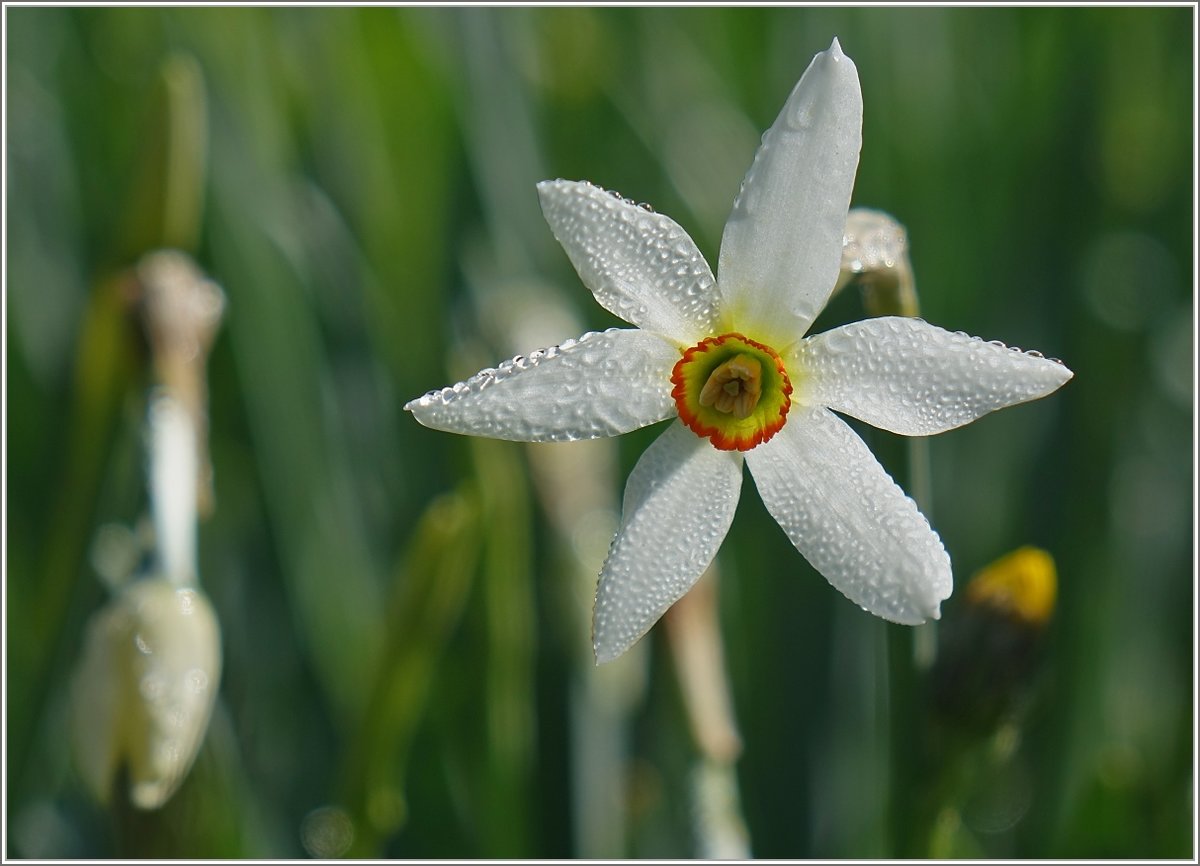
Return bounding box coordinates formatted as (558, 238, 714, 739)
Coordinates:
(671, 332, 792, 451)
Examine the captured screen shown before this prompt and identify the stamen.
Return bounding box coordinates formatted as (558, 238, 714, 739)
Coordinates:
(698, 354, 762, 419)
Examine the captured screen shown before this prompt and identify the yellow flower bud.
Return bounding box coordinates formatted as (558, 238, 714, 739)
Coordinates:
(965, 546, 1057, 627)
(71, 578, 221, 810)
(933, 547, 1059, 735)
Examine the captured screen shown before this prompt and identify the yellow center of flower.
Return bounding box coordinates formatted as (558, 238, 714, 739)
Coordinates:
(672, 333, 792, 451)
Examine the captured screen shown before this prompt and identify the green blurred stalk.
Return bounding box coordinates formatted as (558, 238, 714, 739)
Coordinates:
(471, 436, 537, 857)
(339, 490, 481, 856)
(118, 52, 208, 262)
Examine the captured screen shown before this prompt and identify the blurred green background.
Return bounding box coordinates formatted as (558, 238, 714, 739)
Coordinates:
(5, 6, 1194, 859)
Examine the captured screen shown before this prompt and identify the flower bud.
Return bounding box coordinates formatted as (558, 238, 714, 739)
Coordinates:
(932, 547, 1057, 735)
(836, 207, 920, 317)
(964, 546, 1056, 628)
(72, 577, 221, 810)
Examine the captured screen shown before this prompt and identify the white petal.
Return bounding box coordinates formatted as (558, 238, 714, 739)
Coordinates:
(537, 179, 720, 345)
(593, 421, 743, 662)
(745, 406, 951, 624)
(717, 38, 863, 349)
(406, 329, 678, 442)
(794, 317, 1075, 435)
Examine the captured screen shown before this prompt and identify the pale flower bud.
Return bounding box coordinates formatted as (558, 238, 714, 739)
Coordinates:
(840, 207, 909, 277)
(837, 207, 920, 317)
(71, 577, 221, 810)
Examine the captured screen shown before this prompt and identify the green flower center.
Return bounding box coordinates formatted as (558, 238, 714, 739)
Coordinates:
(671, 333, 792, 451)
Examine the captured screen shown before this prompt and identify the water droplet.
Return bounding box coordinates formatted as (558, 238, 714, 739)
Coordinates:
(140, 673, 164, 700)
(176, 590, 197, 615)
(300, 806, 356, 859)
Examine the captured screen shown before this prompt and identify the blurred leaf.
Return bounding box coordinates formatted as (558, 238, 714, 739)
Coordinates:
(208, 201, 385, 724)
(11, 271, 141, 791)
(203, 9, 387, 725)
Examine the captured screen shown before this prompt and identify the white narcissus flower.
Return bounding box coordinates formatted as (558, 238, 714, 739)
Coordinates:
(406, 39, 1073, 663)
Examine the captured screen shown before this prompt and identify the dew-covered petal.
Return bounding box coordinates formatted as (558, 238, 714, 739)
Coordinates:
(793, 317, 1074, 435)
(745, 406, 951, 624)
(716, 38, 862, 349)
(594, 420, 743, 662)
(537, 179, 720, 346)
(405, 329, 678, 442)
